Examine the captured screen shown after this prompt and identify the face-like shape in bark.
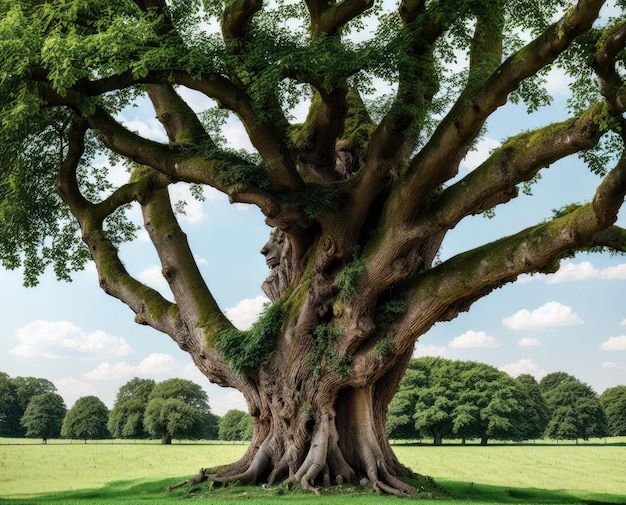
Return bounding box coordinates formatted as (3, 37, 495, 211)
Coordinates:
(260, 228, 284, 269)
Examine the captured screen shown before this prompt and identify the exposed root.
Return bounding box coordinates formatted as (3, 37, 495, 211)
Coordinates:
(168, 468, 208, 491)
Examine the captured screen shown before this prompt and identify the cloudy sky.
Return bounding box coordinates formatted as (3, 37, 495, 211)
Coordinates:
(2, 4, 626, 415)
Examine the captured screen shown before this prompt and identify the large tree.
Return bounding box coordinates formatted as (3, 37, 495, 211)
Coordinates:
(1, 0, 626, 495)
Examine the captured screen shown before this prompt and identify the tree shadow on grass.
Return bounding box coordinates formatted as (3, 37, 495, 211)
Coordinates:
(443, 480, 626, 505)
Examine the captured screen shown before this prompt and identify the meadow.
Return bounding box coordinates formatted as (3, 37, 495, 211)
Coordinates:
(1, 438, 625, 504)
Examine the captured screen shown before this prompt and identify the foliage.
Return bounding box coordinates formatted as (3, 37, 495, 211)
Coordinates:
(144, 378, 216, 443)
(218, 409, 253, 441)
(20, 392, 66, 442)
(600, 385, 626, 437)
(0, 372, 21, 438)
(61, 395, 110, 441)
(387, 358, 535, 444)
(542, 374, 608, 442)
(108, 377, 155, 439)
(0, 373, 57, 437)
(515, 374, 549, 440)
(336, 248, 365, 301)
(310, 324, 352, 378)
(216, 303, 286, 375)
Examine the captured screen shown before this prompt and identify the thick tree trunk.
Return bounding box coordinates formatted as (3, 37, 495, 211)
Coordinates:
(162, 433, 172, 445)
(211, 380, 415, 495)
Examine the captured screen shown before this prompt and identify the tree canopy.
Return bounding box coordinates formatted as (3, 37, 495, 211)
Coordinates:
(20, 392, 67, 443)
(143, 378, 217, 443)
(542, 373, 608, 442)
(61, 395, 110, 442)
(108, 377, 155, 439)
(386, 358, 545, 444)
(1, 0, 626, 494)
(600, 385, 626, 436)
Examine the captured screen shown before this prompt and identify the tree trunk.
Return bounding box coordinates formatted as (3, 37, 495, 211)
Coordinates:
(480, 436, 488, 446)
(162, 433, 172, 445)
(211, 376, 415, 495)
(432, 429, 443, 446)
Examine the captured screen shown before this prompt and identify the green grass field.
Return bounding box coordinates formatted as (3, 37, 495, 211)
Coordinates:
(1, 438, 625, 504)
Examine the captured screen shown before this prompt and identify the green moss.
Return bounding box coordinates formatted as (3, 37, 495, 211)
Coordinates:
(374, 298, 407, 330)
(336, 247, 365, 300)
(309, 324, 352, 378)
(282, 183, 336, 219)
(216, 303, 287, 375)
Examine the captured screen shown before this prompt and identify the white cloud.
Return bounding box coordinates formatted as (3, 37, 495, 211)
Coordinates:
(600, 335, 626, 351)
(10, 321, 133, 359)
(621, 319, 626, 326)
(137, 265, 169, 290)
(54, 378, 96, 402)
(601, 361, 617, 368)
(170, 183, 209, 225)
(460, 138, 502, 171)
(449, 330, 499, 348)
(502, 301, 583, 331)
(211, 390, 248, 417)
(413, 343, 447, 357)
(545, 261, 626, 283)
(499, 358, 547, 380)
(518, 337, 541, 347)
(84, 353, 184, 380)
(117, 113, 167, 142)
(225, 296, 270, 330)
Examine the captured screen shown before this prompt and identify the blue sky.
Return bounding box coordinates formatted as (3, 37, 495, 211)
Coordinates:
(2, 6, 626, 415)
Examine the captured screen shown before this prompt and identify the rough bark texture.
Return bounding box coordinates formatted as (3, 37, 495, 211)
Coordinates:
(7, 0, 626, 495)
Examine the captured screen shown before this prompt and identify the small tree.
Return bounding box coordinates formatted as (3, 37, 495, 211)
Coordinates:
(108, 377, 155, 439)
(543, 376, 608, 443)
(144, 378, 215, 444)
(20, 393, 67, 443)
(219, 410, 253, 441)
(600, 385, 626, 437)
(61, 396, 110, 442)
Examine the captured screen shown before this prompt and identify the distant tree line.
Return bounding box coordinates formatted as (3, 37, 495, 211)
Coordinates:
(0, 373, 251, 444)
(2, 365, 623, 445)
(385, 358, 622, 445)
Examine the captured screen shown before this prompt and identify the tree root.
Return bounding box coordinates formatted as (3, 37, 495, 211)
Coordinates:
(168, 468, 208, 491)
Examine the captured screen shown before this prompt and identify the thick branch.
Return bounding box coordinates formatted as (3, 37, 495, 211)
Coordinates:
(396, 0, 605, 220)
(140, 184, 233, 347)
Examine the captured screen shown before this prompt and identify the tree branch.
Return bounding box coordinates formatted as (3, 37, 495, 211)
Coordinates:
(140, 184, 233, 347)
(396, 0, 605, 220)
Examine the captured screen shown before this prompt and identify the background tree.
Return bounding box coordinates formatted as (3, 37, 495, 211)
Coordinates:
(11, 377, 57, 413)
(108, 377, 155, 439)
(61, 396, 110, 442)
(386, 360, 428, 441)
(2, 0, 626, 494)
(20, 392, 67, 443)
(542, 375, 608, 442)
(515, 374, 549, 441)
(599, 385, 626, 437)
(218, 409, 253, 441)
(10, 376, 58, 437)
(0, 373, 21, 438)
(144, 378, 216, 444)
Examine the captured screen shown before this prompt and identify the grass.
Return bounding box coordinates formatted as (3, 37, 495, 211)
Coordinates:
(0, 438, 625, 504)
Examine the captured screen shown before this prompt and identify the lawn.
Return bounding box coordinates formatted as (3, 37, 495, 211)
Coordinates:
(1, 438, 625, 504)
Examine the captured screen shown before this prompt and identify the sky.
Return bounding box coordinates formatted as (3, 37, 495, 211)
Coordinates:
(2, 3, 626, 416)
